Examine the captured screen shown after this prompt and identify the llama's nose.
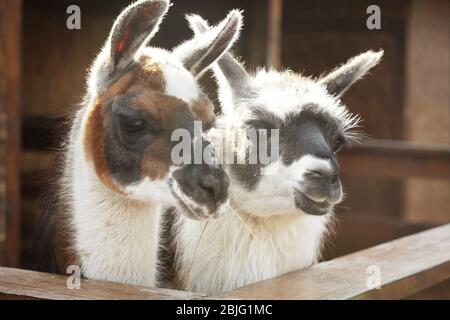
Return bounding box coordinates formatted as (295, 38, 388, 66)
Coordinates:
(306, 169, 339, 184)
(198, 170, 229, 203)
(174, 164, 229, 211)
(305, 158, 340, 184)
(198, 171, 223, 201)
(298, 159, 342, 204)
(192, 164, 230, 212)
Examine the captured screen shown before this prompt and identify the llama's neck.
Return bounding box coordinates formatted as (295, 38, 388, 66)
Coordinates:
(173, 205, 329, 294)
(68, 114, 161, 287)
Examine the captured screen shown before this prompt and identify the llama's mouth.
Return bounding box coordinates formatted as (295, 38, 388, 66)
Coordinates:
(167, 178, 227, 220)
(293, 189, 332, 216)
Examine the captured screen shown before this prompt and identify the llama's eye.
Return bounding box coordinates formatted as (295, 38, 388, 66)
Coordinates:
(119, 115, 147, 134)
(333, 136, 346, 154)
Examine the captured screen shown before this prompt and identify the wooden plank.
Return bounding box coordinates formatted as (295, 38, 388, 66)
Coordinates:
(340, 140, 450, 179)
(266, 0, 283, 69)
(223, 224, 450, 300)
(0, 0, 22, 267)
(0, 267, 207, 300)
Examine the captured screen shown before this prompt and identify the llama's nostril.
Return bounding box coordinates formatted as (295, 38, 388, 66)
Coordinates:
(307, 169, 339, 183)
(203, 185, 217, 200)
(331, 174, 339, 184)
(307, 170, 325, 178)
(199, 175, 222, 202)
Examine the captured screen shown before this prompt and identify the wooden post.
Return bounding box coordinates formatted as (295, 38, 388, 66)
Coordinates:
(0, 0, 5, 267)
(0, 0, 22, 267)
(403, 0, 450, 224)
(266, 0, 283, 69)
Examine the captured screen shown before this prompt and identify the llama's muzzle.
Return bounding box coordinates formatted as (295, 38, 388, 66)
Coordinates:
(169, 163, 230, 220)
(293, 171, 343, 215)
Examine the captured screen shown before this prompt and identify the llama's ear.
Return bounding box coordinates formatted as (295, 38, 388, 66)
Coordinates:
(107, 0, 169, 71)
(172, 10, 242, 78)
(320, 50, 384, 97)
(186, 13, 254, 106)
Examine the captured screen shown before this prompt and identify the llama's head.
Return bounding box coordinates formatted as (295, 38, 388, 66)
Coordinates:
(80, 1, 242, 218)
(188, 14, 383, 217)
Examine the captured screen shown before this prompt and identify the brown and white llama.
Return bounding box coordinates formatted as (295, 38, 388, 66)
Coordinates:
(160, 14, 384, 294)
(34, 1, 243, 287)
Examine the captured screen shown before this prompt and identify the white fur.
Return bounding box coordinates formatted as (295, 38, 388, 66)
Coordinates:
(229, 157, 335, 217)
(67, 110, 167, 287)
(140, 47, 200, 103)
(163, 65, 199, 102)
(293, 155, 332, 177)
(125, 176, 173, 204)
(222, 69, 360, 135)
(173, 9, 243, 78)
(174, 205, 329, 294)
(72, 175, 161, 286)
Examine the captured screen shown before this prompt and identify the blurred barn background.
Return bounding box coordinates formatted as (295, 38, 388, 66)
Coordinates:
(0, 0, 449, 297)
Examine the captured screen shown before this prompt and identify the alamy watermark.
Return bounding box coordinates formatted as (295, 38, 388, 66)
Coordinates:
(171, 121, 280, 174)
(66, 265, 81, 290)
(366, 5, 381, 30)
(366, 264, 382, 290)
(66, 4, 381, 31)
(66, 5, 81, 30)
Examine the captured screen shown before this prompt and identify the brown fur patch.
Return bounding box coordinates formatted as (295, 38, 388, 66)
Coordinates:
(133, 91, 187, 125)
(140, 138, 171, 180)
(83, 69, 138, 193)
(191, 97, 216, 130)
(138, 55, 165, 92)
(103, 71, 136, 99)
(84, 99, 123, 193)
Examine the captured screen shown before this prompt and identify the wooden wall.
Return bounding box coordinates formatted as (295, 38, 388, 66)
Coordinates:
(0, 0, 6, 266)
(0, 0, 22, 267)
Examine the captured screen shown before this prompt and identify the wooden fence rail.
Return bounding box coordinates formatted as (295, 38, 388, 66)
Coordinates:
(0, 267, 206, 300)
(223, 224, 450, 300)
(0, 224, 448, 300)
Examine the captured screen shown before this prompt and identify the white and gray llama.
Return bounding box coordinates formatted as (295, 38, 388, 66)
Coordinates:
(34, 1, 243, 287)
(160, 14, 383, 294)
